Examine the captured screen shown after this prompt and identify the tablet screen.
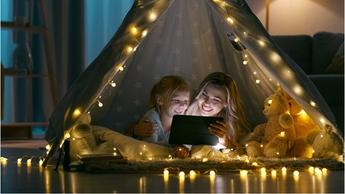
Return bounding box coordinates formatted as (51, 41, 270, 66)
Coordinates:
(168, 115, 223, 145)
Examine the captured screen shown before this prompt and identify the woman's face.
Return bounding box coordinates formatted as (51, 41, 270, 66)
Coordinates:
(196, 83, 227, 116)
(161, 90, 190, 117)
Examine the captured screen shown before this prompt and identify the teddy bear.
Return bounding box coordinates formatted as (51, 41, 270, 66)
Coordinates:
(306, 124, 343, 160)
(245, 88, 296, 158)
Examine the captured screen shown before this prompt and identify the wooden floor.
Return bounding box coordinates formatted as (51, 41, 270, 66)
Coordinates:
(1, 140, 344, 193)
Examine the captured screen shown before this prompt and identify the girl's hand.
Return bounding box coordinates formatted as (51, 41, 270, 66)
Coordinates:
(133, 120, 156, 137)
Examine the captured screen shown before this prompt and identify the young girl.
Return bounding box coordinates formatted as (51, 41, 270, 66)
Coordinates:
(135, 75, 190, 146)
(70, 75, 190, 160)
(186, 72, 249, 148)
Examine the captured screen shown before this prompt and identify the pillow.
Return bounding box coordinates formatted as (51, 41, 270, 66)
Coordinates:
(326, 43, 344, 74)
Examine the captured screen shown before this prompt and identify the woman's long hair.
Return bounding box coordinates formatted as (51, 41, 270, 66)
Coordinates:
(187, 72, 250, 145)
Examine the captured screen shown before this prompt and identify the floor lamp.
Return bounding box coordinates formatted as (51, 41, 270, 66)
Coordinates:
(265, 0, 270, 31)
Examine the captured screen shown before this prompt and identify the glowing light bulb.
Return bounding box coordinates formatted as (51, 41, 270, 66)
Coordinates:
(189, 170, 196, 177)
(110, 81, 116, 87)
(17, 158, 22, 165)
(245, 144, 248, 147)
(98, 101, 103, 107)
(163, 169, 169, 176)
(130, 26, 139, 36)
(258, 40, 266, 47)
(260, 168, 267, 176)
(139, 152, 143, 156)
(255, 80, 260, 84)
(319, 118, 325, 124)
(293, 170, 299, 176)
(252, 162, 258, 166)
(126, 46, 133, 54)
(281, 167, 287, 175)
(271, 170, 277, 178)
(243, 60, 248, 65)
(142, 29, 148, 38)
(179, 171, 185, 177)
(260, 144, 264, 148)
(243, 31, 247, 36)
(45, 144, 51, 150)
(39, 159, 43, 167)
(113, 152, 117, 156)
(234, 38, 239, 42)
(226, 17, 234, 24)
(293, 85, 303, 95)
(240, 170, 248, 177)
(72, 108, 81, 118)
(27, 158, 32, 166)
(271, 52, 281, 63)
(253, 71, 257, 75)
(315, 168, 322, 176)
(202, 158, 208, 162)
(280, 131, 286, 137)
(276, 152, 280, 156)
(308, 166, 315, 174)
(210, 170, 216, 177)
(148, 11, 157, 21)
(310, 101, 316, 107)
(64, 132, 70, 139)
(322, 168, 328, 175)
(267, 100, 272, 105)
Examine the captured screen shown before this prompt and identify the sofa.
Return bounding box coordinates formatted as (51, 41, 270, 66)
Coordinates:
(271, 32, 344, 133)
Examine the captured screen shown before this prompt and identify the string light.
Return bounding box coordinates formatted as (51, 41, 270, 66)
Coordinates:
(243, 60, 248, 65)
(243, 31, 247, 36)
(258, 40, 266, 47)
(116, 64, 124, 72)
(319, 118, 325, 124)
(280, 131, 286, 137)
(234, 37, 240, 42)
(293, 85, 303, 95)
(252, 162, 258, 166)
(202, 158, 208, 162)
(271, 170, 277, 178)
(260, 167, 267, 176)
(322, 168, 328, 175)
(293, 170, 299, 176)
(72, 108, 81, 118)
(270, 52, 281, 63)
(210, 170, 216, 177)
(148, 11, 157, 21)
(142, 29, 148, 38)
(26, 158, 32, 166)
(163, 169, 169, 176)
(130, 26, 139, 36)
(179, 171, 185, 177)
(97, 100, 103, 107)
(310, 101, 316, 107)
(110, 81, 116, 87)
(253, 71, 257, 75)
(17, 158, 22, 165)
(226, 17, 234, 24)
(125, 46, 134, 54)
(39, 159, 43, 167)
(281, 167, 287, 175)
(240, 170, 248, 177)
(308, 166, 315, 174)
(255, 80, 260, 84)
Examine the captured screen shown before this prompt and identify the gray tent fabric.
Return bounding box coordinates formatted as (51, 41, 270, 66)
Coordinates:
(44, 0, 341, 159)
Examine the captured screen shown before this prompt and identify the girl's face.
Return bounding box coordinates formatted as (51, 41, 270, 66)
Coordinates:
(196, 83, 227, 116)
(159, 90, 190, 117)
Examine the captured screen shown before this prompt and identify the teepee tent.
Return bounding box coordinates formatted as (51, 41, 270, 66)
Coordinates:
(43, 0, 341, 164)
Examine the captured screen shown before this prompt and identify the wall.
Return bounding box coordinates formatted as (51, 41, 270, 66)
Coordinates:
(246, 0, 344, 35)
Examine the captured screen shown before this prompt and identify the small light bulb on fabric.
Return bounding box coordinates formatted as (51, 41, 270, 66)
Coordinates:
(98, 101, 103, 107)
(164, 169, 169, 176)
(227, 17, 234, 24)
(210, 170, 216, 177)
(243, 60, 248, 65)
(258, 40, 266, 47)
(148, 11, 157, 21)
(255, 80, 260, 84)
(310, 101, 316, 107)
(142, 29, 148, 38)
(110, 81, 116, 87)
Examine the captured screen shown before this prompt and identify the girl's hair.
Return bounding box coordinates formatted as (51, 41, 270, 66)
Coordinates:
(190, 72, 250, 145)
(148, 75, 190, 109)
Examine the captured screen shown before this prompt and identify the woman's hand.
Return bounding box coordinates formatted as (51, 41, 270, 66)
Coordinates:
(133, 120, 156, 137)
(208, 120, 227, 138)
(209, 120, 231, 146)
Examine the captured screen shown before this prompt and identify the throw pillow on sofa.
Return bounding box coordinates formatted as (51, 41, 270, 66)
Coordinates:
(326, 43, 344, 74)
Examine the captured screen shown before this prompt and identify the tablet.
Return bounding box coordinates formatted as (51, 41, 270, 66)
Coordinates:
(168, 115, 223, 145)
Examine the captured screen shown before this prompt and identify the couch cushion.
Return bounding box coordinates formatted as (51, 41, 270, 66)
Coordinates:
(326, 42, 344, 74)
(272, 35, 313, 73)
(309, 74, 344, 132)
(312, 32, 344, 74)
